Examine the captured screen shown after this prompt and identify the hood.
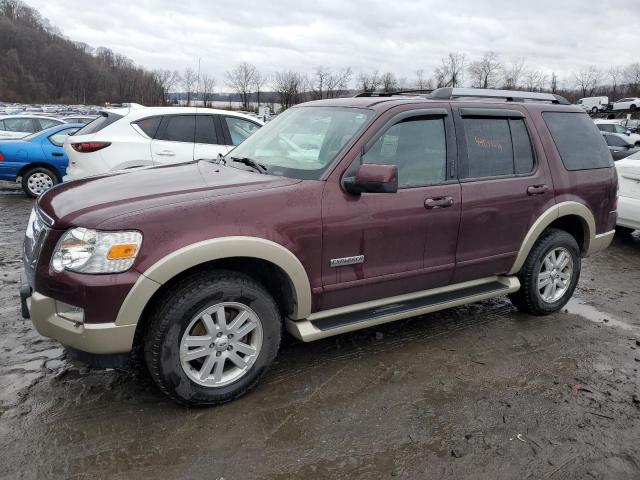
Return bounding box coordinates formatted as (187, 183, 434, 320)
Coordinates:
(38, 160, 299, 229)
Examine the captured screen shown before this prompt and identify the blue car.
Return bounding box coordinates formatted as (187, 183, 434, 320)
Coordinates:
(0, 123, 82, 197)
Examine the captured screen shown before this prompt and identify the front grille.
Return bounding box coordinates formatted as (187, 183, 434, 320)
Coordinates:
(23, 208, 50, 289)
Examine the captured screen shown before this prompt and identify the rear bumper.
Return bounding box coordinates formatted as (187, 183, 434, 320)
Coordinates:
(25, 290, 136, 354)
(618, 196, 640, 230)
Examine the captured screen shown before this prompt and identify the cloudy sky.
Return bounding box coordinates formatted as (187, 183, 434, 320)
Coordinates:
(25, 0, 640, 89)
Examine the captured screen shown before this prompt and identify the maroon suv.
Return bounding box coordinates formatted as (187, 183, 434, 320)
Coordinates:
(21, 87, 617, 406)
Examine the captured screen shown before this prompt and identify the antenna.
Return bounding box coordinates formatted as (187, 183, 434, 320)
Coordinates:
(196, 57, 201, 110)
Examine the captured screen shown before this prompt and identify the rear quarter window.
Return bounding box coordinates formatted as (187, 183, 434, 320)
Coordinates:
(543, 112, 613, 170)
(75, 112, 123, 136)
(135, 116, 162, 138)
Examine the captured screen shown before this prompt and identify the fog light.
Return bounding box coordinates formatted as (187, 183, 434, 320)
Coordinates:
(56, 301, 84, 324)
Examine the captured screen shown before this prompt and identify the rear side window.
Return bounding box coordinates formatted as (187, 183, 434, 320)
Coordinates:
(156, 115, 195, 143)
(38, 118, 61, 130)
(461, 118, 534, 179)
(543, 112, 613, 170)
(76, 112, 123, 135)
(135, 116, 161, 138)
(3, 118, 36, 133)
(597, 124, 614, 133)
(195, 115, 218, 144)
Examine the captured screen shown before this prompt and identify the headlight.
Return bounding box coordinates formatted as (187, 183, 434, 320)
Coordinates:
(51, 228, 142, 274)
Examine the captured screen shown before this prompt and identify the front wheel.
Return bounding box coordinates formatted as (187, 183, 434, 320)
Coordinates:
(21, 167, 58, 198)
(509, 229, 581, 315)
(591, 107, 598, 114)
(144, 270, 281, 406)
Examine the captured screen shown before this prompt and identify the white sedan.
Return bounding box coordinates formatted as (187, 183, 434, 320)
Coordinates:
(616, 152, 640, 234)
(0, 115, 65, 139)
(612, 97, 640, 112)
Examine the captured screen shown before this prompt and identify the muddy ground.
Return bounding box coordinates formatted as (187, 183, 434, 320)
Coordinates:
(0, 181, 639, 480)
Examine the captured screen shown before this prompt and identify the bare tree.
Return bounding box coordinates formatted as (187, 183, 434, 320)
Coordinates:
(609, 67, 624, 100)
(311, 66, 352, 99)
(153, 69, 180, 105)
(253, 70, 267, 109)
(325, 67, 352, 98)
(311, 66, 331, 100)
(624, 63, 640, 95)
(414, 69, 433, 90)
(434, 53, 466, 88)
(550, 72, 558, 93)
(225, 62, 257, 110)
(503, 58, 526, 89)
(468, 51, 502, 89)
(574, 66, 602, 97)
(182, 67, 197, 106)
(380, 72, 398, 92)
(200, 73, 215, 107)
(358, 70, 381, 93)
(273, 70, 307, 109)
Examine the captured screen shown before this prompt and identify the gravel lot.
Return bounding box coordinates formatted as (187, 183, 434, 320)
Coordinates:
(1, 181, 639, 480)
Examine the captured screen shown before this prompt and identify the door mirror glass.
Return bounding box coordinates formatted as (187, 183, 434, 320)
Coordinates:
(344, 163, 398, 194)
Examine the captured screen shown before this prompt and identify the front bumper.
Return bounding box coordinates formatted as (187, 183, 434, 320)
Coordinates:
(23, 289, 136, 354)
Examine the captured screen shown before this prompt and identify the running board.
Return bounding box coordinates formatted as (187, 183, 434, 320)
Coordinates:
(285, 276, 520, 342)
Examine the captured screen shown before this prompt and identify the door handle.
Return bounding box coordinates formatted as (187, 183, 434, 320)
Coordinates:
(52, 152, 64, 157)
(526, 184, 549, 195)
(156, 150, 175, 156)
(425, 196, 454, 209)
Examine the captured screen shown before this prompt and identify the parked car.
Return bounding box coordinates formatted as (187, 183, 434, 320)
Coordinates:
(576, 96, 608, 113)
(0, 123, 82, 197)
(601, 132, 640, 160)
(63, 107, 263, 180)
(595, 119, 640, 145)
(616, 153, 640, 234)
(621, 118, 640, 134)
(22, 87, 617, 406)
(0, 115, 65, 140)
(611, 97, 640, 111)
(59, 115, 97, 125)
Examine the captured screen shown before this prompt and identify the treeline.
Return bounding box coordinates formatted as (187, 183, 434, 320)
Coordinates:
(0, 0, 165, 104)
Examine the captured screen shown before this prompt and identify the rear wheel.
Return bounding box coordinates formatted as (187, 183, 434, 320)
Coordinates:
(144, 270, 281, 406)
(591, 107, 598, 114)
(21, 167, 58, 198)
(631, 104, 637, 111)
(509, 229, 581, 315)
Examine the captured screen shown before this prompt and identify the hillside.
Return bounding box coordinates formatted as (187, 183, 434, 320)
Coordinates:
(0, 0, 163, 105)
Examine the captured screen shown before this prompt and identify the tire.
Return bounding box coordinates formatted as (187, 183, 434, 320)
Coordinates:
(144, 270, 281, 407)
(591, 107, 598, 114)
(616, 225, 635, 235)
(631, 104, 637, 111)
(509, 228, 581, 316)
(21, 166, 58, 198)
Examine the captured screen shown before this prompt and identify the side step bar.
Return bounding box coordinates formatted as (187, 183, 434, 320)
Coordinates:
(286, 276, 520, 342)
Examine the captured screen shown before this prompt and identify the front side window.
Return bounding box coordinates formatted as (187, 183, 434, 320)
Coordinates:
(362, 117, 446, 187)
(4, 118, 36, 133)
(605, 135, 628, 147)
(156, 115, 195, 143)
(225, 117, 260, 146)
(226, 106, 373, 180)
(49, 128, 80, 147)
(542, 112, 613, 170)
(461, 117, 534, 179)
(614, 124, 627, 134)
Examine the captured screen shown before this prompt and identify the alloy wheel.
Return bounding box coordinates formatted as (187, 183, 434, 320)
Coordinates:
(537, 247, 573, 303)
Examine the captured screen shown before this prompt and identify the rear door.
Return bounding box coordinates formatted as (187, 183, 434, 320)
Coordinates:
(452, 106, 555, 283)
(150, 115, 195, 165)
(193, 115, 229, 160)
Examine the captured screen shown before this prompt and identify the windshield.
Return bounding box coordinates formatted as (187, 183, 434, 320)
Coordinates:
(225, 106, 373, 180)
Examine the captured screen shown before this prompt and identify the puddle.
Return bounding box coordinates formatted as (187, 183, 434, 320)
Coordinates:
(565, 298, 639, 333)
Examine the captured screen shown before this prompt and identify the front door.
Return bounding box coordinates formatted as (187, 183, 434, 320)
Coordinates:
(452, 106, 555, 283)
(150, 114, 195, 165)
(319, 107, 461, 311)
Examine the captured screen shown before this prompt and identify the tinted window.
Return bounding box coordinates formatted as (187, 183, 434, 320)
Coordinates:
(543, 112, 613, 170)
(510, 119, 535, 174)
(224, 116, 260, 146)
(135, 116, 161, 138)
(363, 117, 446, 187)
(76, 112, 123, 135)
(4, 118, 36, 133)
(195, 115, 218, 144)
(38, 118, 61, 130)
(48, 127, 80, 147)
(597, 124, 614, 133)
(156, 115, 195, 143)
(605, 135, 628, 147)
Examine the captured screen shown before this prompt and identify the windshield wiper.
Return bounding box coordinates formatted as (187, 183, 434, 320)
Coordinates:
(230, 156, 267, 174)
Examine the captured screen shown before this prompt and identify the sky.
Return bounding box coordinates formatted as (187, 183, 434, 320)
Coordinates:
(24, 0, 640, 90)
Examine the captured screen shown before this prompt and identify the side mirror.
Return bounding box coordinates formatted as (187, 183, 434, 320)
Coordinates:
(344, 163, 398, 194)
(626, 130, 632, 135)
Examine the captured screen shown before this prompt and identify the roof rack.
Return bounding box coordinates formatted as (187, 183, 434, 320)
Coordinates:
(354, 89, 433, 98)
(430, 87, 570, 105)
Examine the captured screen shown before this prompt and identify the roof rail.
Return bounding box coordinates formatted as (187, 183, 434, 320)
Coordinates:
(430, 87, 570, 105)
(354, 89, 433, 98)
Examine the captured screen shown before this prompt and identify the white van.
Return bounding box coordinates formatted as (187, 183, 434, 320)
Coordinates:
(576, 96, 609, 113)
